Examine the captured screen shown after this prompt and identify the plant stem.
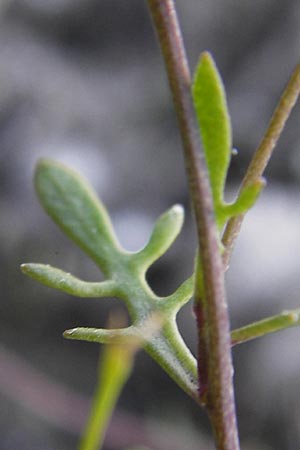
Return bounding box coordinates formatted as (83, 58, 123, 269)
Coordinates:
(231, 308, 300, 346)
(222, 64, 300, 268)
(78, 342, 134, 450)
(147, 1, 240, 449)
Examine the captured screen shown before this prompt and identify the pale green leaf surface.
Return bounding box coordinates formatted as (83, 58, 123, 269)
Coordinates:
(35, 159, 122, 277)
(20, 263, 119, 298)
(193, 51, 232, 211)
(24, 159, 199, 401)
(64, 326, 138, 344)
(193, 53, 263, 231)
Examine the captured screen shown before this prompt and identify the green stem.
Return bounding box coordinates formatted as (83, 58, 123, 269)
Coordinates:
(222, 64, 300, 269)
(147, 1, 240, 449)
(231, 309, 300, 346)
(78, 343, 134, 450)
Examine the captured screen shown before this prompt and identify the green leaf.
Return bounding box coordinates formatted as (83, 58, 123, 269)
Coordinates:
(35, 159, 122, 277)
(192, 51, 232, 216)
(23, 159, 199, 401)
(193, 53, 264, 232)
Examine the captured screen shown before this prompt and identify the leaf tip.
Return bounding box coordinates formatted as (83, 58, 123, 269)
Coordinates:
(170, 203, 184, 220)
(34, 157, 55, 177)
(20, 263, 35, 275)
(20, 263, 27, 273)
(196, 51, 217, 74)
(200, 50, 212, 62)
(63, 328, 78, 339)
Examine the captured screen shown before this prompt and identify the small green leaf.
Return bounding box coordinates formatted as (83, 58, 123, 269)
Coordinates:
(193, 53, 264, 233)
(193, 51, 232, 213)
(23, 159, 199, 401)
(35, 159, 122, 277)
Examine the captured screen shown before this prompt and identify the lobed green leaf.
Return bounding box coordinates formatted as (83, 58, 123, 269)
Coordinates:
(23, 159, 199, 400)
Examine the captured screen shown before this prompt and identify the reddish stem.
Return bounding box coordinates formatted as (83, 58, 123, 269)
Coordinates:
(147, 1, 240, 449)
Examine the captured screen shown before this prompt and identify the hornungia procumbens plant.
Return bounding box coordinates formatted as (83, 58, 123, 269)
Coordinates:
(21, 1, 300, 450)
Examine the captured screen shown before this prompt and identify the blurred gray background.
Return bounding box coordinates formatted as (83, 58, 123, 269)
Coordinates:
(0, 1, 300, 449)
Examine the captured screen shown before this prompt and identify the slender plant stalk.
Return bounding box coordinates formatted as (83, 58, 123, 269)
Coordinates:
(231, 308, 300, 346)
(222, 65, 300, 268)
(147, 1, 240, 449)
(78, 341, 134, 450)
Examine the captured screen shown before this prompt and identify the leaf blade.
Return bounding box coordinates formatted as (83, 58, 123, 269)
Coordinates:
(35, 159, 122, 276)
(193, 52, 232, 214)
